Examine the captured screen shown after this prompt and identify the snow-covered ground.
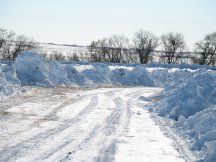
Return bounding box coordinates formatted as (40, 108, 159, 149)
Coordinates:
(0, 52, 216, 161)
(39, 43, 88, 58)
(0, 87, 190, 162)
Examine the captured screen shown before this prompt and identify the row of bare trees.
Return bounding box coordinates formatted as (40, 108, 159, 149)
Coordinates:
(1, 27, 216, 66)
(160, 33, 186, 64)
(88, 30, 187, 64)
(89, 30, 216, 65)
(89, 35, 134, 63)
(0, 28, 38, 60)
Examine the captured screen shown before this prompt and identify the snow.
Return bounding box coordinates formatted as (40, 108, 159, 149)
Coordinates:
(108, 65, 134, 71)
(0, 65, 21, 99)
(73, 64, 94, 72)
(0, 87, 186, 162)
(12, 52, 155, 87)
(39, 43, 88, 58)
(15, 52, 69, 86)
(0, 52, 216, 161)
(116, 97, 184, 162)
(177, 106, 216, 161)
(158, 71, 216, 119)
(151, 69, 216, 161)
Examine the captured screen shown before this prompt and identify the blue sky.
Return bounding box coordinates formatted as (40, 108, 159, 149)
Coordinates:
(1, 0, 216, 50)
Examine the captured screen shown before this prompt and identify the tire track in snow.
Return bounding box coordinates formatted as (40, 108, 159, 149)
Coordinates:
(151, 113, 198, 162)
(96, 98, 126, 162)
(96, 92, 139, 162)
(0, 95, 98, 162)
(43, 91, 127, 161)
(57, 96, 127, 161)
(65, 91, 140, 162)
(39, 95, 101, 161)
(0, 87, 157, 162)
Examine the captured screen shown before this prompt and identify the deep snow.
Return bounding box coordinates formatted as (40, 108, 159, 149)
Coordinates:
(0, 52, 216, 161)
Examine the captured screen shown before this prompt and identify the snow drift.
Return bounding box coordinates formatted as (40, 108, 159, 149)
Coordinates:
(0, 64, 21, 99)
(153, 69, 216, 161)
(159, 71, 216, 119)
(15, 52, 69, 86)
(14, 52, 155, 87)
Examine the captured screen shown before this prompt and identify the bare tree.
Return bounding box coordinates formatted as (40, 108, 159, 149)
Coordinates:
(108, 35, 129, 63)
(192, 32, 216, 66)
(0, 28, 39, 60)
(0, 28, 6, 50)
(133, 30, 158, 64)
(160, 32, 186, 64)
(10, 35, 38, 60)
(123, 45, 138, 63)
(0, 28, 14, 49)
(89, 40, 101, 62)
(0, 28, 15, 59)
(89, 35, 131, 63)
(89, 39, 110, 62)
(50, 50, 65, 61)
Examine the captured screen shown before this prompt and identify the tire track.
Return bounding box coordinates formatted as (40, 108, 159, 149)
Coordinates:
(65, 91, 140, 162)
(0, 88, 151, 162)
(0, 95, 98, 162)
(58, 97, 125, 162)
(96, 92, 139, 162)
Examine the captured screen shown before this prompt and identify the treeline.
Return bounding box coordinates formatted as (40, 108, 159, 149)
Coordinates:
(1, 27, 216, 66)
(89, 30, 216, 66)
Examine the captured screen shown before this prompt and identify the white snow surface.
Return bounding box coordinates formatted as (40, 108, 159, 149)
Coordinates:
(0, 52, 216, 161)
(0, 87, 187, 162)
(152, 70, 216, 161)
(0, 64, 21, 99)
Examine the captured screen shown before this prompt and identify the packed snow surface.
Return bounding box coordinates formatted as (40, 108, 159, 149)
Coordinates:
(0, 87, 188, 162)
(0, 52, 216, 161)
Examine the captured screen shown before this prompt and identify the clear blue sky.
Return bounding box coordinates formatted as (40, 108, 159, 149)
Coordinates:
(1, 0, 216, 50)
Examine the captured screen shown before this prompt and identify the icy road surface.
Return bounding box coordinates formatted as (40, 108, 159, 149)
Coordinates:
(0, 87, 186, 162)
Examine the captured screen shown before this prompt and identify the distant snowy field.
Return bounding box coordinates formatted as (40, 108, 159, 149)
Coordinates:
(0, 52, 216, 161)
(39, 43, 88, 57)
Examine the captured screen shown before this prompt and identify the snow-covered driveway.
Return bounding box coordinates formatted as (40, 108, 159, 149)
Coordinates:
(0, 87, 185, 162)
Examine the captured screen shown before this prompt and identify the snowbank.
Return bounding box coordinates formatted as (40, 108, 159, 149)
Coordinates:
(108, 65, 155, 86)
(14, 52, 155, 87)
(15, 52, 69, 86)
(0, 52, 155, 98)
(0, 65, 21, 99)
(153, 69, 216, 161)
(159, 71, 216, 119)
(176, 106, 216, 161)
